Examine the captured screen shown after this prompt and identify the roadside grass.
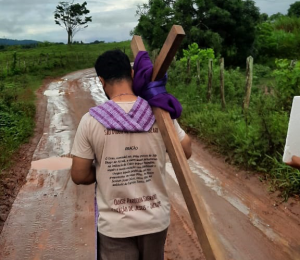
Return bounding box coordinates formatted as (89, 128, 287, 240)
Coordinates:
(167, 60, 300, 199)
(0, 41, 132, 173)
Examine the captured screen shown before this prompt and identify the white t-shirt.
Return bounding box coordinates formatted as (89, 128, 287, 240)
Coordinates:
(71, 101, 186, 238)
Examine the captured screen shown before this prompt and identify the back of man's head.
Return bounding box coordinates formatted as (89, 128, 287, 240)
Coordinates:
(94, 50, 132, 85)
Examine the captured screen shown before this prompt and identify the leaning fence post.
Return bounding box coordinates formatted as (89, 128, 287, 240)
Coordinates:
(196, 59, 200, 86)
(220, 58, 226, 109)
(207, 59, 213, 102)
(243, 56, 254, 111)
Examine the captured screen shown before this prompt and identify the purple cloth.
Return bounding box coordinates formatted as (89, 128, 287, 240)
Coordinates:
(132, 51, 182, 119)
(89, 96, 155, 132)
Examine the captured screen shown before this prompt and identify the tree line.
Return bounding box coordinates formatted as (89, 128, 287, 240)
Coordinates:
(132, 0, 300, 66)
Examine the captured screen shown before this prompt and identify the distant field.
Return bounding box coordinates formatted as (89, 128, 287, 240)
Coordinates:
(0, 41, 133, 77)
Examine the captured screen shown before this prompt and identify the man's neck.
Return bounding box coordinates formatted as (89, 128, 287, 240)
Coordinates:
(108, 80, 137, 102)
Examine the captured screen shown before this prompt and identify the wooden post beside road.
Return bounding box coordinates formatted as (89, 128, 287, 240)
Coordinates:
(220, 58, 226, 109)
(131, 25, 225, 260)
(243, 56, 254, 111)
(207, 59, 213, 102)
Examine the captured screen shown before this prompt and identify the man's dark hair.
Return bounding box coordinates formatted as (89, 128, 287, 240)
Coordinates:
(94, 49, 132, 84)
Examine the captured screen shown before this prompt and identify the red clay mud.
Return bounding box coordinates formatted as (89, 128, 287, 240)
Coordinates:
(0, 68, 299, 260)
(0, 81, 48, 233)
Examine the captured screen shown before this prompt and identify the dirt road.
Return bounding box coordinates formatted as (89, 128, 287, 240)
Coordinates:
(0, 69, 299, 259)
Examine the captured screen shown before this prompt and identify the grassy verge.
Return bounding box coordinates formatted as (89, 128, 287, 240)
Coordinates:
(167, 59, 300, 200)
(0, 41, 132, 172)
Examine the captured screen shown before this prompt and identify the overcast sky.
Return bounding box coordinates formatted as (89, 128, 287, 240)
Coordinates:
(0, 0, 297, 43)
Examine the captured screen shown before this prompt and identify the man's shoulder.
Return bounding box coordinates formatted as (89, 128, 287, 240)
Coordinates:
(80, 111, 104, 128)
(80, 112, 92, 122)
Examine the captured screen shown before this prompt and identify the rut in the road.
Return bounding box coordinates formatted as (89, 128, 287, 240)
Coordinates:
(165, 207, 204, 260)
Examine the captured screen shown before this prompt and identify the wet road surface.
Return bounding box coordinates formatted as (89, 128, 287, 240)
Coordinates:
(1, 68, 300, 259)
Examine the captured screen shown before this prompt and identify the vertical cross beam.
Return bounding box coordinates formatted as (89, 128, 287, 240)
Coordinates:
(131, 25, 225, 260)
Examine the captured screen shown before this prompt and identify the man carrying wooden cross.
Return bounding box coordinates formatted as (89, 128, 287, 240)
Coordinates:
(70, 49, 191, 259)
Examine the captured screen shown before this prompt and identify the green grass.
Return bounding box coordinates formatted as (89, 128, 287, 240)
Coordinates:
(0, 41, 133, 77)
(167, 59, 300, 199)
(0, 41, 132, 172)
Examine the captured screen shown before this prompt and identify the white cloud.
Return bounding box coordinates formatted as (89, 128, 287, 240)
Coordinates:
(0, 0, 148, 42)
(0, 0, 296, 43)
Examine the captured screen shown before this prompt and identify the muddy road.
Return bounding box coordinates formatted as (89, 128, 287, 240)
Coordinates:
(0, 68, 300, 259)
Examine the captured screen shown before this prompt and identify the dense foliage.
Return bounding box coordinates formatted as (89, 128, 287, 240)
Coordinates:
(133, 0, 300, 67)
(166, 42, 300, 199)
(133, 0, 260, 65)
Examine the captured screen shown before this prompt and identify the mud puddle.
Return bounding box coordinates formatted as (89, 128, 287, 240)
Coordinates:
(31, 157, 73, 171)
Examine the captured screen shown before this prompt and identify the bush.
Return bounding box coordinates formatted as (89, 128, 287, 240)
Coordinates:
(167, 51, 299, 198)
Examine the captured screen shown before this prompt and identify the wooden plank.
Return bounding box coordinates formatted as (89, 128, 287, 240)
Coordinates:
(152, 25, 185, 81)
(131, 35, 146, 56)
(131, 25, 226, 260)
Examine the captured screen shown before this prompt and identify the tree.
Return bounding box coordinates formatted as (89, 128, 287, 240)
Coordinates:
(133, 0, 174, 50)
(54, 1, 92, 44)
(288, 1, 300, 17)
(133, 0, 260, 65)
(269, 12, 284, 21)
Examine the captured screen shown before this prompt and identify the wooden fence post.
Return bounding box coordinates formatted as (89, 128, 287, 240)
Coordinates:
(186, 56, 191, 84)
(196, 59, 200, 86)
(207, 59, 213, 102)
(220, 58, 226, 109)
(243, 56, 254, 111)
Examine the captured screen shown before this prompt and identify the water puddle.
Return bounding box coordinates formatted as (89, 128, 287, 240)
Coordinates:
(44, 89, 65, 97)
(44, 81, 65, 97)
(31, 157, 72, 171)
(82, 77, 107, 105)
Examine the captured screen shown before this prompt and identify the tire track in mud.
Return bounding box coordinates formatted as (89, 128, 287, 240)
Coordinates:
(165, 206, 204, 260)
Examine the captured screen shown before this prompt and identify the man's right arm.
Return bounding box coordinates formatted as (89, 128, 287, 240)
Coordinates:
(181, 134, 192, 159)
(173, 119, 192, 159)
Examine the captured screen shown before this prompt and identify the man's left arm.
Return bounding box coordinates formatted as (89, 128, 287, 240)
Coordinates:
(71, 114, 96, 185)
(71, 157, 96, 185)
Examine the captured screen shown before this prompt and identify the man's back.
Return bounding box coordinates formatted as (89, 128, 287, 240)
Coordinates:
(72, 100, 186, 238)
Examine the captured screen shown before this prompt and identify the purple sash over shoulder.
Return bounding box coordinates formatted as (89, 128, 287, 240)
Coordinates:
(89, 96, 155, 132)
(133, 51, 182, 119)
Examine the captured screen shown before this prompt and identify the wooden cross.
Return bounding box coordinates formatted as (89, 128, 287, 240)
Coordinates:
(131, 25, 225, 260)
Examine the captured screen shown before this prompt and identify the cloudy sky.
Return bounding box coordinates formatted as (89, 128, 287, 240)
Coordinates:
(0, 0, 297, 43)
